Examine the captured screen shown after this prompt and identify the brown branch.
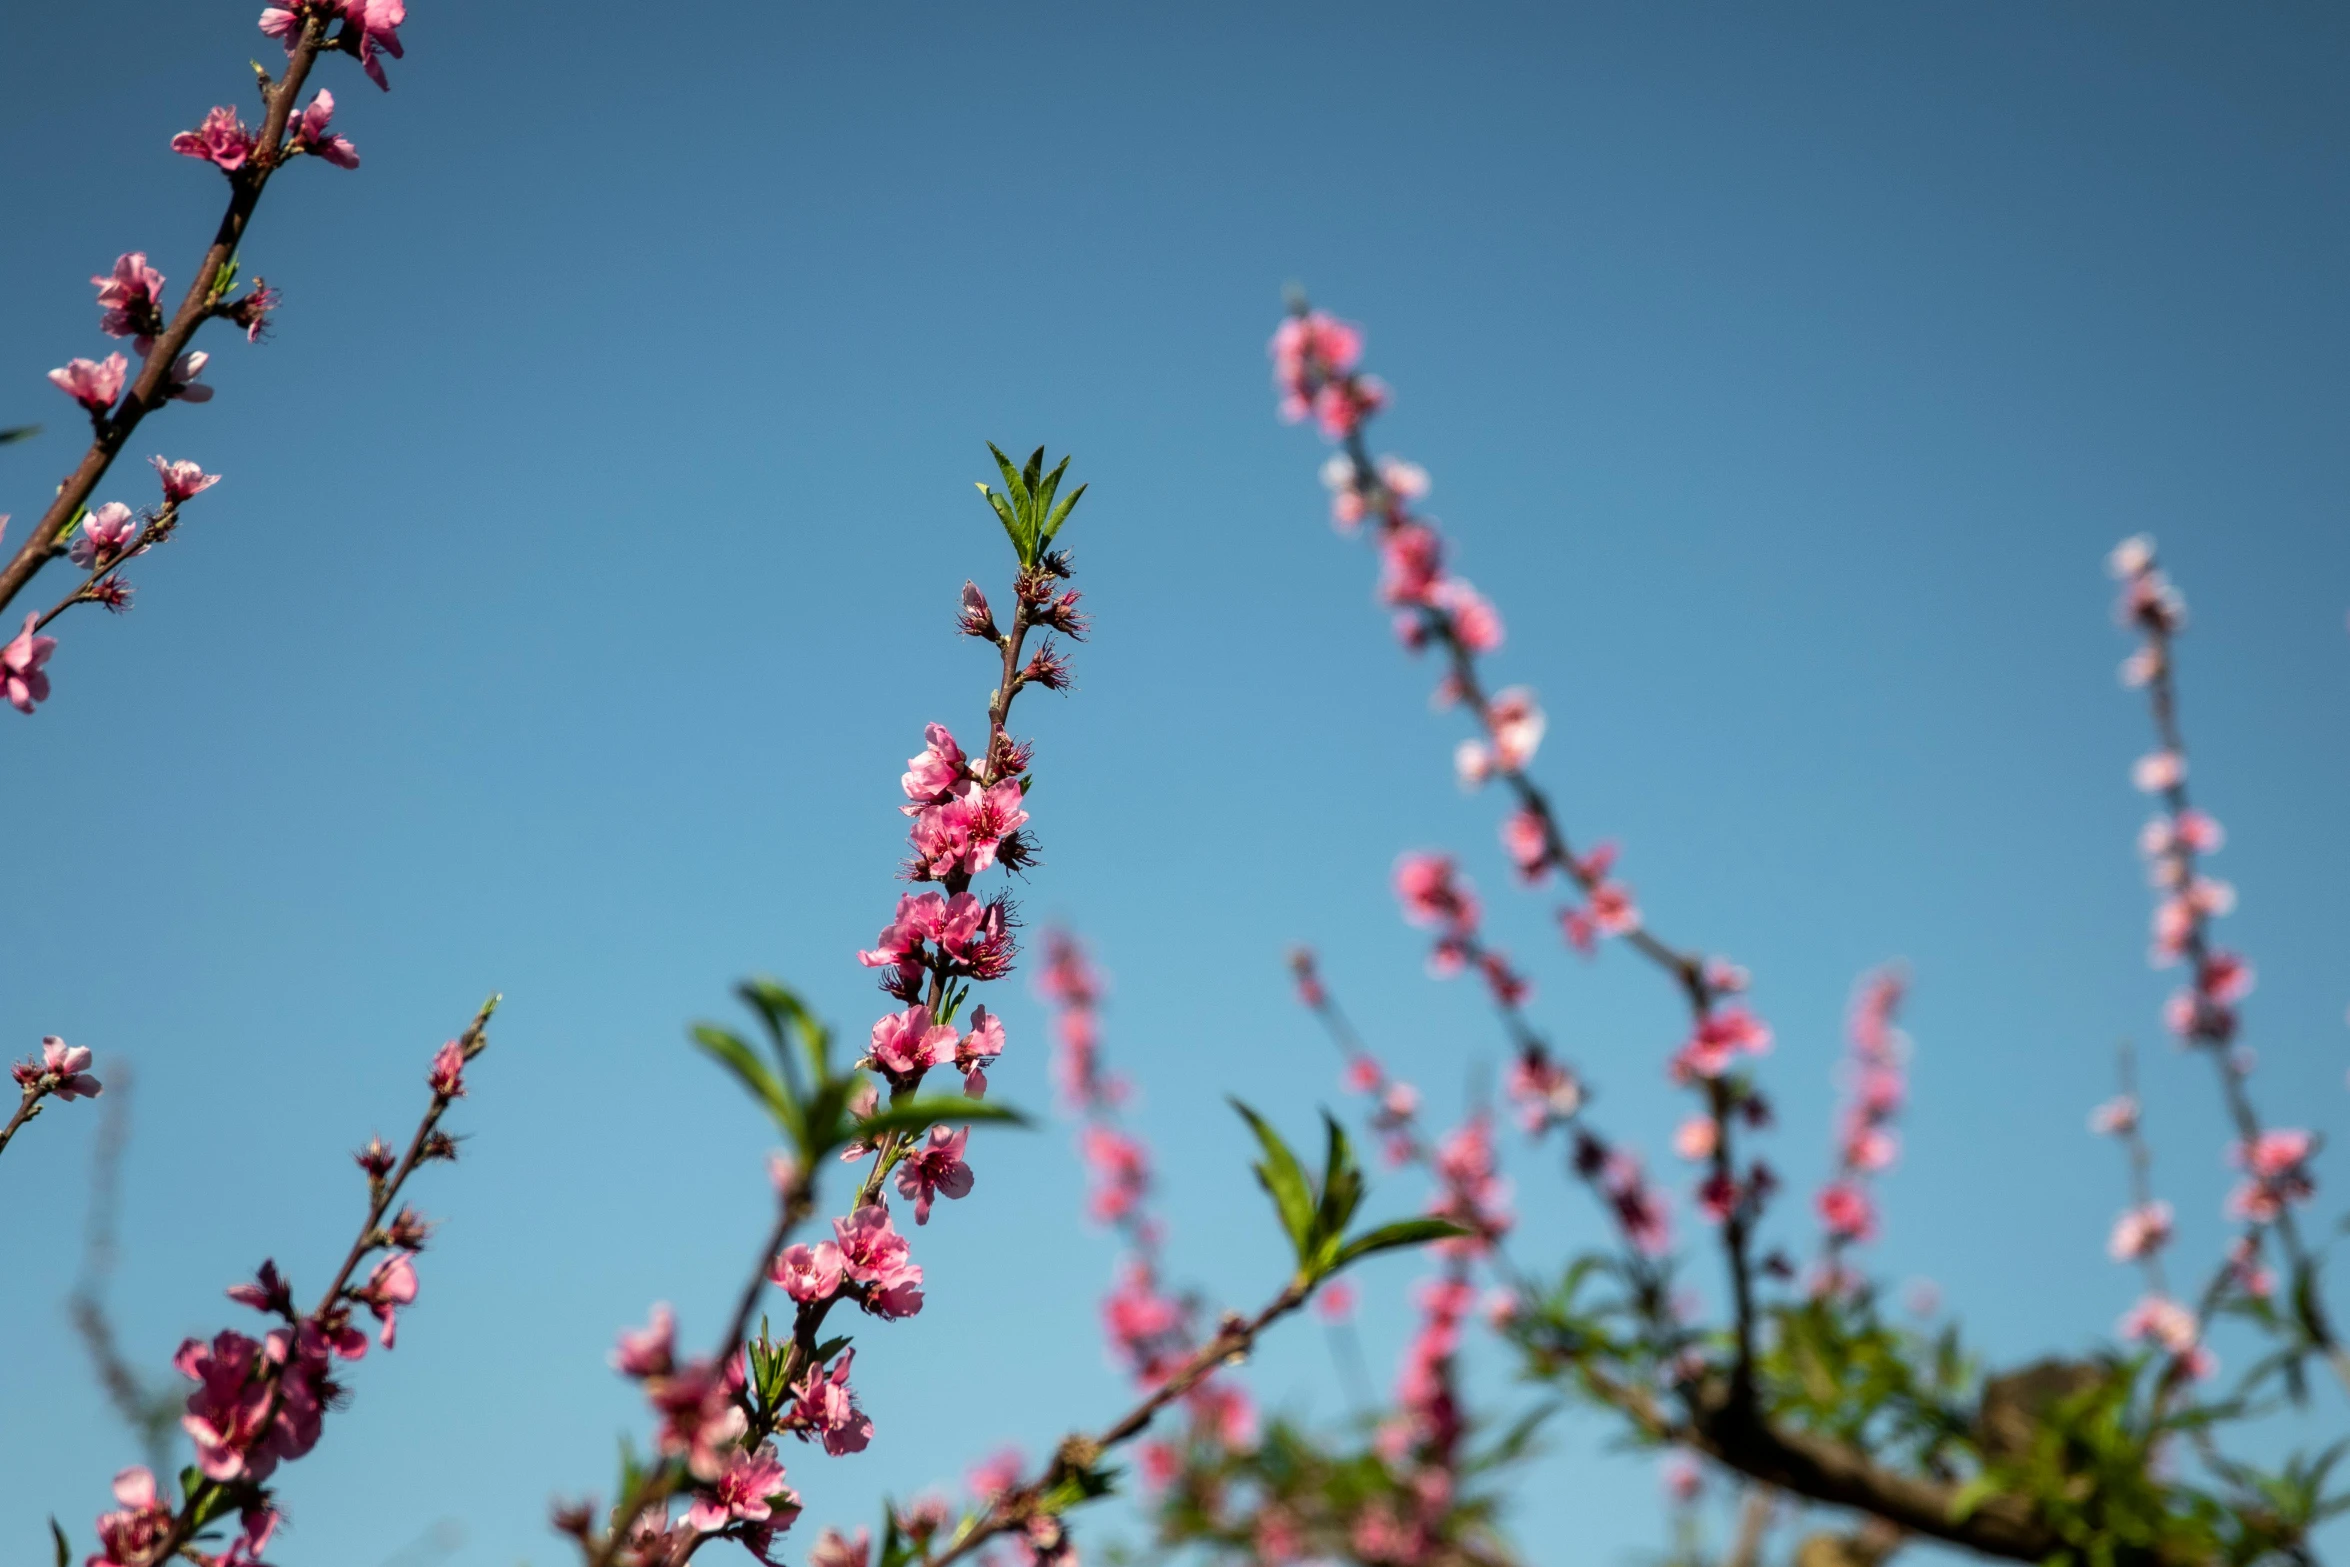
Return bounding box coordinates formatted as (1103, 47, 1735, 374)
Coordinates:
(927, 1278, 1313, 1567)
(0, 14, 332, 616)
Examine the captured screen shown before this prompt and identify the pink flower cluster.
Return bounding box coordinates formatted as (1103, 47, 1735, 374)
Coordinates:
(1427, 1114, 1512, 1257)
(1391, 853, 1529, 1009)
(1553, 839, 1641, 956)
(1811, 968, 1909, 1253)
(1270, 311, 1385, 439)
(609, 1307, 807, 1552)
(261, 0, 408, 92)
(1040, 929, 1126, 1113)
(2119, 1292, 2214, 1382)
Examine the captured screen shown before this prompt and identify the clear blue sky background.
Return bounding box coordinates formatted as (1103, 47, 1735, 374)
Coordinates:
(3, 3, 2347, 1564)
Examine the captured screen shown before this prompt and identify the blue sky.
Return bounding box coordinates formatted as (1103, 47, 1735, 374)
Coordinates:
(3, 3, 2348, 1564)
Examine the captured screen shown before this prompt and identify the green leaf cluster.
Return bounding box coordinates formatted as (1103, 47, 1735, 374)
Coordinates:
(977, 444, 1085, 567)
(1229, 1100, 1465, 1286)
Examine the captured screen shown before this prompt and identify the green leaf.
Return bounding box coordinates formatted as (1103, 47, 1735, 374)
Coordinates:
(1042, 482, 1086, 547)
(0, 425, 40, 447)
(852, 1096, 1029, 1142)
(736, 978, 828, 1097)
(1314, 1112, 1364, 1249)
(812, 1335, 853, 1365)
(1947, 1473, 2003, 1523)
(1334, 1217, 1469, 1268)
(50, 1519, 68, 1567)
(1231, 1099, 1315, 1261)
(692, 1024, 803, 1149)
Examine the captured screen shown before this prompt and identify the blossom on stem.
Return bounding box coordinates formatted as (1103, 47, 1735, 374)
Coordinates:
(684, 1444, 795, 1535)
(789, 1350, 874, 1456)
(171, 106, 258, 171)
(1669, 1005, 1773, 1082)
(770, 1241, 845, 1304)
(2089, 1093, 2139, 1136)
(2119, 1293, 2213, 1379)
(867, 1004, 958, 1087)
(13, 1036, 101, 1098)
(893, 1124, 974, 1223)
(151, 456, 222, 504)
(427, 1039, 467, 1097)
(809, 1526, 872, 1567)
(834, 1204, 924, 1317)
(288, 89, 360, 166)
(353, 1251, 417, 1347)
(49, 354, 128, 415)
(69, 503, 140, 570)
(90, 1467, 175, 1567)
(163, 352, 215, 404)
(2226, 1128, 2316, 1223)
(610, 1304, 676, 1378)
(93, 253, 167, 352)
(647, 1356, 750, 1481)
(2107, 1200, 2173, 1262)
(1816, 1181, 1877, 1244)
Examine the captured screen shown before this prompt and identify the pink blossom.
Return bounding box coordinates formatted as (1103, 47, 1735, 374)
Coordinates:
(958, 580, 997, 639)
(1102, 1262, 1185, 1372)
(2227, 1129, 2317, 1221)
(1378, 455, 1430, 500)
(789, 1349, 875, 1456)
(610, 1303, 676, 1378)
(2108, 535, 2155, 578)
(1081, 1125, 1150, 1223)
(908, 779, 1029, 879)
(49, 353, 128, 414)
(355, 1251, 417, 1347)
(2108, 1200, 2173, 1261)
(868, 1004, 958, 1085)
(70, 503, 140, 570)
(894, 1124, 974, 1223)
(2227, 1235, 2275, 1300)
(151, 456, 222, 504)
(90, 1466, 174, 1567)
(342, 0, 409, 91)
(2119, 1293, 2203, 1359)
(176, 1330, 279, 1481)
(1670, 1005, 1773, 1081)
(1704, 958, 1750, 995)
(1672, 1115, 1717, 1162)
(2133, 750, 2185, 793)
(968, 1446, 1025, 1502)
(1434, 578, 1503, 652)
(163, 351, 214, 404)
(769, 1240, 846, 1304)
(1660, 1453, 1703, 1505)
(92, 253, 167, 351)
(1503, 1049, 1582, 1133)
(956, 1004, 1005, 1097)
(2096, 1099, 2152, 1132)
(1500, 808, 1550, 881)
(685, 1443, 794, 1534)
(13, 1035, 101, 1097)
(427, 1039, 467, 1097)
(172, 106, 257, 170)
(901, 722, 967, 805)
(1315, 1278, 1357, 1323)
(1393, 852, 1478, 934)
(1486, 686, 1545, 771)
(809, 1526, 872, 1567)
(288, 89, 359, 167)
(1816, 1181, 1876, 1243)
(834, 1205, 924, 1317)
(648, 1356, 750, 1481)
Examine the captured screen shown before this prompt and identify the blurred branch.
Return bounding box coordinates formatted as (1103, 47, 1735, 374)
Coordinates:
(66, 1058, 180, 1475)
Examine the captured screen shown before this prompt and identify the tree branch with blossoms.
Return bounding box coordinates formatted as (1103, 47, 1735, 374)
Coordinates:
(0, 0, 399, 714)
(1, 1034, 104, 1168)
(66, 994, 496, 1567)
(1268, 299, 2350, 1566)
(2105, 535, 2346, 1397)
(559, 449, 1088, 1567)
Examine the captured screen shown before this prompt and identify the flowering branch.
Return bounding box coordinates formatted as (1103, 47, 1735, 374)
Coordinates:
(2106, 536, 2345, 1392)
(69, 993, 496, 1567)
(0, 1035, 103, 1169)
(1273, 299, 1775, 1402)
(1, 0, 398, 710)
